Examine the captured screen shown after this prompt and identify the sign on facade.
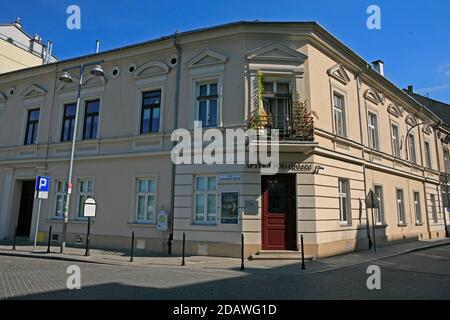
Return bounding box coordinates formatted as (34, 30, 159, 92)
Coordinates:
(157, 211, 168, 231)
(221, 192, 239, 224)
(35, 176, 50, 199)
(83, 198, 97, 217)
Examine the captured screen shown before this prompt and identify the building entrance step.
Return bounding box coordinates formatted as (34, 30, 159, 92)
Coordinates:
(250, 250, 314, 261)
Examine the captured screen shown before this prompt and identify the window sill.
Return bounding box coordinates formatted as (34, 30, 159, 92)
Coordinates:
(192, 222, 217, 226)
(127, 222, 156, 227)
(398, 223, 408, 227)
(375, 224, 388, 229)
(415, 223, 424, 226)
(340, 222, 352, 227)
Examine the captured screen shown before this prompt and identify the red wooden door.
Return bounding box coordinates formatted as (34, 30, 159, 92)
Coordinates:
(262, 175, 296, 250)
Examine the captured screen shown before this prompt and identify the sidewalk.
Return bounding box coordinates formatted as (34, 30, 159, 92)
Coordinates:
(0, 238, 449, 276)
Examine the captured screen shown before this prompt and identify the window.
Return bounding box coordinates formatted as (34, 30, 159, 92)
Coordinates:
(61, 103, 76, 142)
(54, 180, 67, 218)
(77, 179, 93, 218)
(136, 178, 157, 223)
(197, 82, 218, 127)
(408, 134, 417, 164)
(262, 81, 291, 133)
(391, 124, 400, 157)
(424, 141, 432, 169)
(368, 112, 379, 150)
(333, 93, 346, 137)
(413, 192, 422, 224)
(430, 194, 438, 223)
(444, 149, 450, 173)
(194, 176, 217, 224)
(374, 185, 384, 225)
(83, 100, 100, 139)
(338, 179, 350, 224)
(140, 90, 161, 134)
(24, 109, 40, 145)
(396, 189, 406, 225)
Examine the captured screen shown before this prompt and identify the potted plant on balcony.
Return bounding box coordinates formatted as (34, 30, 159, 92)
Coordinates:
(248, 71, 269, 136)
(290, 93, 318, 141)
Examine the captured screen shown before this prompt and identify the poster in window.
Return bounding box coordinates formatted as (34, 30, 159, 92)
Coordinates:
(221, 192, 239, 224)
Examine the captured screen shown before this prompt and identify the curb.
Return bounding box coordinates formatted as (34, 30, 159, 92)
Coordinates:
(0, 240, 449, 275)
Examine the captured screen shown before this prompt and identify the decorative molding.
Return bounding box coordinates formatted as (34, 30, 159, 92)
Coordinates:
(245, 43, 307, 63)
(133, 61, 170, 78)
(186, 50, 228, 69)
(387, 103, 403, 118)
(422, 125, 433, 135)
(364, 88, 384, 105)
(405, 114, 418, 126)
(327, 64, 350, 85)
(82, 74, 107, 87)
(20, 84, 47, 99)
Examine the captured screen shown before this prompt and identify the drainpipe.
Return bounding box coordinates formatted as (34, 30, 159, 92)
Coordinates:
(416, 114, 431, 238)
(168, 35, 181, 253)
(356, 71, 373, 250)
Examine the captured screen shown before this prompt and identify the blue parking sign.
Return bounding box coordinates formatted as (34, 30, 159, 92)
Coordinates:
(35, 176, 50, 199)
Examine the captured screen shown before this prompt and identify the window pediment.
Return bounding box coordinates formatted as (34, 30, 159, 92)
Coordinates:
(20, 84, 47, 99)
(327, 64, 351, 85)
(422, 125, 433, 135)
(133, 61, 170, 78)
(186, 50, 228, 69)
(364, 88, 384, 105)
(405, 114, 418, 126)
(82, 74, 107, 87)
(246, 43, 307, 64)
(387, 103, 403, 118)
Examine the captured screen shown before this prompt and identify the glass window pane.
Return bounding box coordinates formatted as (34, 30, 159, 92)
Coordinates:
(147, 195, 155, 221)
(276, 83, 289, 94)
(137, 195, 145, 220)
(199, 85, 208, 97)
(207, 177, 216, 191)
(138, 180, 147, 193)
(198, 101, 207, 126)
(209, 100, 217, 127)
(196, 177, 206, 191)
(207, 194, 216, 222)
(209, 83, 218, 95)
(263, 82, 273, 93)
(148, 179, 156, 193)
(195, 194, 205, 219)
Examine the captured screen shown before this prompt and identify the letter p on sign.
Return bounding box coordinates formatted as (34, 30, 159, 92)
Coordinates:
(36, 176, 50, 199)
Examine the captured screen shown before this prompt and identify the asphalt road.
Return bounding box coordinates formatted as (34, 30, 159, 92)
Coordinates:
(0, 245, 449, 300)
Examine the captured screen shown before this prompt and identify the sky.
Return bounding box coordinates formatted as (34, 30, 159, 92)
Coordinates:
(1, 0, 450, 102)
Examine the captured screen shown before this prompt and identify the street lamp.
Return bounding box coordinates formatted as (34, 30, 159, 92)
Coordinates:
(58, 61, 104, 253)
(439, 133, 450, 238)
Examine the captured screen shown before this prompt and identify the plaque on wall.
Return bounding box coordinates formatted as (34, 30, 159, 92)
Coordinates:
(244, 200, 258, 215)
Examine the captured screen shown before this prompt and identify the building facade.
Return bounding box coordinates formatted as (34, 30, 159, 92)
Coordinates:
(0, 22, 448, 259)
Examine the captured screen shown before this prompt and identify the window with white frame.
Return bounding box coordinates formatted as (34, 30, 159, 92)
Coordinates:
(54, 180, 67, 218)
(444, 149, 450, 173)
(391, 123, 401, 158)
(408, 133, 417, 164)
(368, 112, 380, 150)
(196, 82, 218, 127)
(77, 179, 93, 218)
(333, 93, 346, 137)
(430, 194, 438, 223)
(135, 178, 157, 223)
(194, 176, 217, 224)
(424, 141, 432, 169)
(338, 179, 350, 224)
(262, 80, 291, 133)
(413, 191, 422, 224)
(396, 189, 406, 225)
(374, 185, 384, 225)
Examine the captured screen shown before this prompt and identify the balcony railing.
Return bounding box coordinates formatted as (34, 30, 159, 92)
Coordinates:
(247, 114, 315, 142)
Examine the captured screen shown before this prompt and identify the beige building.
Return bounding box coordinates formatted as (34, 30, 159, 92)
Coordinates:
(0, 21, 448, 259)
(0, 18, 56, 74)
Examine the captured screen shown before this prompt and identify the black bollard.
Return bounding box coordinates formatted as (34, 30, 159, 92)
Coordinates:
(46, 226, 52, 253)
(168, 233, 173, 255)
(12, 225, 17, 251)
(130, 231, 135, 263)
(301, 234, 305, 270)
(181, 232, 186, 266)
(84, 217, 91, 257)
(240, 234, 245, 271)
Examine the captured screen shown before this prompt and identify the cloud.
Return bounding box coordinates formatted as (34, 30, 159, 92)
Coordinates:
(438, 63, 450, 77)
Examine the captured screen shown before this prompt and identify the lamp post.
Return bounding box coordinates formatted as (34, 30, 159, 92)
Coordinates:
(439, 132, 450, 238)
(58, 61, 104, 254)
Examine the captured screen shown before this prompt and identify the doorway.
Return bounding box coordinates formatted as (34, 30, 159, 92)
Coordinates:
(16, 181, 35, 237)
(261, 174, 297, 250)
